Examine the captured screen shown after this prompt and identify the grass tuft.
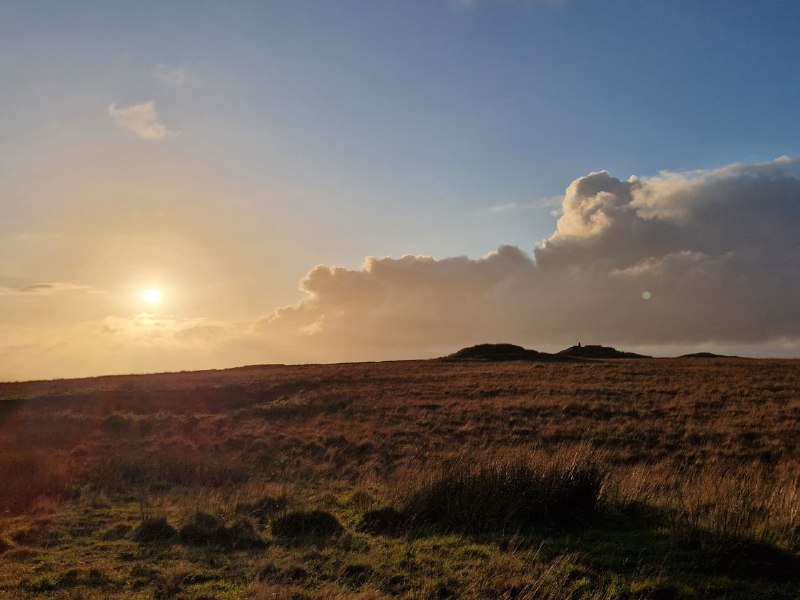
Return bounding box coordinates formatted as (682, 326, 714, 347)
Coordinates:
(179, 511, 265, 549)
(133, 516, 177, 543)
(401, 448, 605, 532)
(272, 510, 344, 538)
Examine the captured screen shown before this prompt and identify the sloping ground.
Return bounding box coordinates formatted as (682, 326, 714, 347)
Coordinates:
(679, 352, 738, 358)
(442, 343, 577, 362)
(558, 344, 651, 359)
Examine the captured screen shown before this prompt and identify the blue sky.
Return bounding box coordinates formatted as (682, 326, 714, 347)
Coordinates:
(2, 1, 800, 377)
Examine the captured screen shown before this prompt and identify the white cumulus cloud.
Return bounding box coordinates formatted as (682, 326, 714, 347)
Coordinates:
(258, 157, 800, 353)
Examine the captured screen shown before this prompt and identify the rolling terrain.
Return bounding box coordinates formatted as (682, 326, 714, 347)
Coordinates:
(1, 356, 799, 599)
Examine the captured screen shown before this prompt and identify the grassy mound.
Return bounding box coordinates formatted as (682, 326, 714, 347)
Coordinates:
(133, 517, 177, 543)
(558, 344, 650, 359)
(443, 343, 573, 362)
(179, 512, 264, 549)
(272, 510, 344, 538)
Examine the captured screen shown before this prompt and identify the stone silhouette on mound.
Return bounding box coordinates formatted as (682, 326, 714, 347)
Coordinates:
(443, 343, 578, 362)
(558, 344, 650, 359)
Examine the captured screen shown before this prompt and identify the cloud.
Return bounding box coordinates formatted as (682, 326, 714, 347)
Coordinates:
(259, 157, 800, 352)
(3, 156, 799, 380)
(107, 101, 168, 141)
(0, 282, 93, 296)
(0, 314, 254, 381)
(488, 195, 564, 214)
(488, 202, 518, 213)
(153, 64, 193, 87)
(87, 314, 241, 348)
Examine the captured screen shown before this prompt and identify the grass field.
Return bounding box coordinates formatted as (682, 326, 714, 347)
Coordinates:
(1, 357, 799, 599)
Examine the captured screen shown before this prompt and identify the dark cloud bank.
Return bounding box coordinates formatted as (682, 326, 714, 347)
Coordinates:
(258, 158, 800, 353)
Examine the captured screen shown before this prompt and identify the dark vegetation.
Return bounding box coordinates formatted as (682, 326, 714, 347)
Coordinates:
(558, 344, 651, 359)
(401, 449, 605, 532)
(1, 356, 799, 598)
(443, 343, 575, 362)
(272, 511, 344, 539)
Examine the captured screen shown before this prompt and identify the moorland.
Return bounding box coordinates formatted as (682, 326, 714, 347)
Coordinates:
(1, 351, 799, 599)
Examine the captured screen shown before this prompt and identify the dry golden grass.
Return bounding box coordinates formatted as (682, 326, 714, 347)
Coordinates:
(1, 357, 799, 598)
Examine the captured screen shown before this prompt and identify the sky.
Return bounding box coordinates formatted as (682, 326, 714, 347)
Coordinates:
(1, 0, 800, 380)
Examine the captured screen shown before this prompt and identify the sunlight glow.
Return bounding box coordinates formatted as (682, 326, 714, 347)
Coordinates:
(142, 289, 162, 304)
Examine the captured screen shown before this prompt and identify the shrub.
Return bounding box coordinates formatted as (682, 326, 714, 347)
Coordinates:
(133, 517, 177, 543)
(272, 510, 344, 538)
(401, 448, 605, 532)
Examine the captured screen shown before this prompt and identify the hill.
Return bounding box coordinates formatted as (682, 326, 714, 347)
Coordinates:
(558, 344, 651, 359)
(679, 352, 738, 358)
(442, 343, 576, 362)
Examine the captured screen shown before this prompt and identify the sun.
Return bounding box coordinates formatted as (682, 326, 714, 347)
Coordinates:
(142, 289, 162, 305)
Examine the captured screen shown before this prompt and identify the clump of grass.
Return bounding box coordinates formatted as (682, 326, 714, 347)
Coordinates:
(133, 517, 177, 543)
(272, 510, 344, 538)
(179, 511, 265, 549)
(666, 465, 800, 580)
(400, 447, 605, 532)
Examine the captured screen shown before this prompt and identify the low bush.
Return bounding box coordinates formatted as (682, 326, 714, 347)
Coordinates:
(401, 448, 605, 532)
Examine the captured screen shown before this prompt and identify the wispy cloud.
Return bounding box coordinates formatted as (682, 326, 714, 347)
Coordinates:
(107, 101, 169, 141)
(153, 64, 193, 87)
(488, 202, 519, 213)
(0, 282, 93, 296)
(487, 195, 563, 214)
